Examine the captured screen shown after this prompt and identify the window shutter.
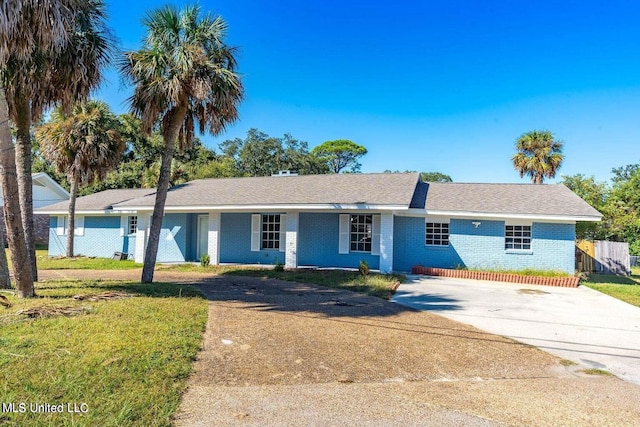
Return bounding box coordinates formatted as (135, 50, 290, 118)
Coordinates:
(56, 216, 66, 236)
(120, 216, 127, 237)
(371, 215, 381, 255)
(339, 214, 350, 254)
(74, 215, 85, 236)
(251, 214, 261, 252)
(279, 214, 286, 252)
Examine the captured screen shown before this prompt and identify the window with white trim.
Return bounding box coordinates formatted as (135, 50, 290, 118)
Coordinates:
(426, 222, 449, 246)
(350, 214, 372, 252)
(505, 225, 531, 250)
(56, 215, 67, 236)
(261, 214, 281, 250)
(128, 216, 138, 235)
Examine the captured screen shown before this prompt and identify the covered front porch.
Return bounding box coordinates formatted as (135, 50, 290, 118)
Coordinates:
(134, 211, 396, 273)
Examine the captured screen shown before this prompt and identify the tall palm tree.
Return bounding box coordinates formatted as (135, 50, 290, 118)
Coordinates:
(1, 1, 81, 297)
(512, 130, 564, 184)
(1, 0, 111, 281)
(120, 5, 243, 283)
(37, 101, 124, 257)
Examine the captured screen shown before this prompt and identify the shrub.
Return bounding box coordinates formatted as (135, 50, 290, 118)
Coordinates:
(274, 260, 284, 272)
(359, 260, 370, 281)
(200, 254, 210, 267)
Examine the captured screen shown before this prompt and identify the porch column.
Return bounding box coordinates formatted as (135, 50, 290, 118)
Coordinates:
(285, 212, 299, 269)
(208, 212, 221, 265)
(379, 213, 394, 273)
(134, 213, 150, 263)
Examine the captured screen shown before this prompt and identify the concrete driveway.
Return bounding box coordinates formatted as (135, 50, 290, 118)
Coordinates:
(392, 275, 640, 384)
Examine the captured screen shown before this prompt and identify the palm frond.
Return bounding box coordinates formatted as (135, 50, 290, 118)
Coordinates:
(512, 130, 564, 184)
(121, 4, 243, 149)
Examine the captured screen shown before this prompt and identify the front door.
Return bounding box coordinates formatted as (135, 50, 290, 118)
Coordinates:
(197, 215, 208, 259)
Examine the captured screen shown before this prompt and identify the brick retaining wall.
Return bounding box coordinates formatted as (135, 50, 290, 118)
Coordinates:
(411, 266, 580, 288)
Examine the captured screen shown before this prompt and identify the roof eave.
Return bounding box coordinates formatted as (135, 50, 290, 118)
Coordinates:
(402, 209, 602, 222)
(112, 203, 410, 212)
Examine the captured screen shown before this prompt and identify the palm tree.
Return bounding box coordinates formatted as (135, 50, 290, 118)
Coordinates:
(37, 101, 124, 257)
(1, 1, 80, 297)
(120, 5, 243, 283)
(512, 130, 564, 184)
(0, 174, 10, 289)
(1, 0, 111, 281)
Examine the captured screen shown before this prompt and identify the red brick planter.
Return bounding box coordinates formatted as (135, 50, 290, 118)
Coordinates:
(411, 266, 579, 288)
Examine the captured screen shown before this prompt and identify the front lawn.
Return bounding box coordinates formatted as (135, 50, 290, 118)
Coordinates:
(36, 250, 140, 270)
(0, 280, 207, 426)
(164, 264, 405, 299)
(5, 250, 141, 270)
(581, 268, 640, 308)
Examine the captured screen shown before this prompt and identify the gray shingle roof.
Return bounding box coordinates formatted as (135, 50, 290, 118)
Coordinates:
(36, 188, 155, 212)
(422, 182, 602, 218)
(116, 173, 422, 208)
(36, 174, 602, 221)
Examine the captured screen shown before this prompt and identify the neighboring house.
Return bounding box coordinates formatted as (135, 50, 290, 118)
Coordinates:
(1, 173, 70, 244)
(36, 173, 602, 274)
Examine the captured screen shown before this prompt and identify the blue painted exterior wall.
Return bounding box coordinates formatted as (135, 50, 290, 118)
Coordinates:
(393, 216, 576, 274)
(48, 216, 65, 255)
(219, 213, 285, 265)
(298, 213, 380, 270)
(48, 215, 133, 258)
(48, 212, 576, 274)
(154, 213, 189, 263)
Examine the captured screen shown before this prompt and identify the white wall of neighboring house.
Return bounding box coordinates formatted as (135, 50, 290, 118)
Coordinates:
(1, 173, 69, 245)
(0, 173, 69, 208)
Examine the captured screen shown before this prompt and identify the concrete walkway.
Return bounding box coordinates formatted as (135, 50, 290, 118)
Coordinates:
(392, 275, 640, 384)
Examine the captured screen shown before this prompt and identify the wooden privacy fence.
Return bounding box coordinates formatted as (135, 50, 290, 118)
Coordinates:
(576, 240, 630, 275)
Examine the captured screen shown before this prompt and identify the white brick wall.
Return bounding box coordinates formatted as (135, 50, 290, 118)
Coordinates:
(208, 212, 221, 265)
(285, 212, 299, 268)
(379, 213, 394, 273)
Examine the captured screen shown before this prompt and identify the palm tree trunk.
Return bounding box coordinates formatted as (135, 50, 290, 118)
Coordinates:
(0, 86, 34, 297)
(66, 178, 78, 257)
(13, 95, 37, 281)
(0, 218, 10, 289)
(141, 104, 188, 283)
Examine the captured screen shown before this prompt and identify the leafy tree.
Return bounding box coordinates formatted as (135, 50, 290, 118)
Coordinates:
(1, 0, 111, 282)
(384, 170, 453, 182)
(561, 174, 608, 240)
(311, 139, 367, 173)
(238, 130, 286, 176)
(121, 5, 243, 283)
(606, 166, 640, 255)
(1, 0, 103, 297)
(220, 129, 329, 176)
(512, 130, 563, 184)
(420, 172, 453, 182)
(188, 157, 239, 180)
(37, 101, 124, 257)
(611, 163, 639, 183)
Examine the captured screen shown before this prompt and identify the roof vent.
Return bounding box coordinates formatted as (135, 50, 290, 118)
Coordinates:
(272, 170, 298, 177)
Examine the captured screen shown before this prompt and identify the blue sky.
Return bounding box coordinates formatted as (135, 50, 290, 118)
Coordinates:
(98, 0, 640, 183)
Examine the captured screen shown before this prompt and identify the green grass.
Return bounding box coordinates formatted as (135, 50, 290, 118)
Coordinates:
(0, 280, 207, 426)
(580, 368, 615, 377)
(163, 264, 405, 299)
(4, 250, 141, 270)
(581, 267, 640, 308)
